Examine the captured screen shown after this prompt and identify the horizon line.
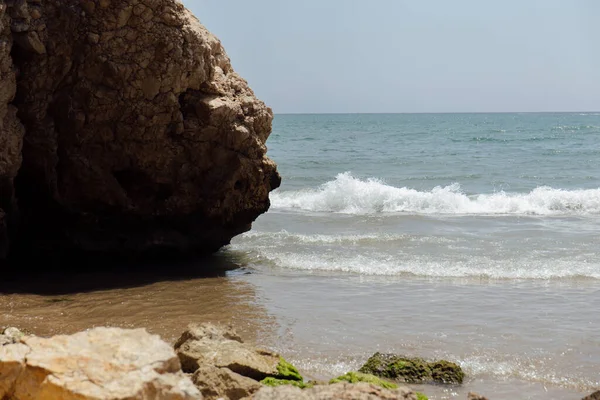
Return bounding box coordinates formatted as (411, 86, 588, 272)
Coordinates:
(274, 111, 600, 115)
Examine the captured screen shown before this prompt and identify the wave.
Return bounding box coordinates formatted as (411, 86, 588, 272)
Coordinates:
(270, 173, 600, 215)
(230, 245, 600, 280)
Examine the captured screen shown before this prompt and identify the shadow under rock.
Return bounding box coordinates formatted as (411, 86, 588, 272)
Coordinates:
(0, 250, 249, 295)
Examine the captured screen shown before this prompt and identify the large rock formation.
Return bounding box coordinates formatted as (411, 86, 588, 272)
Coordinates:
(0, 0, 280, 263)
(0, 0, 25, 260)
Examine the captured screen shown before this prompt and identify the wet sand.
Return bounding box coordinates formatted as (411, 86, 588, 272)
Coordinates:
(0, 257, 275, 344)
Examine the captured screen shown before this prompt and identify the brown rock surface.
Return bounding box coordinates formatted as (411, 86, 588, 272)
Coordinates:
(0, 327, 201, 399)
(175, 323, 281, 379)
(192, 365, 262, 400)
(1, 0, 280, 262)
(245, 382, 418, 400)
(583, 390, 600, 400)
(467, 392, 489, 400)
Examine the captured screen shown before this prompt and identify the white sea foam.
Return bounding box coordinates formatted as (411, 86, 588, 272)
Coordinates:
(271, 172, 600, 215)
(230, 242, 600, 280)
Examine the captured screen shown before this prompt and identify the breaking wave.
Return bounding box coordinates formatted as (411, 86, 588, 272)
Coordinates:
(271, 172, 600, 215)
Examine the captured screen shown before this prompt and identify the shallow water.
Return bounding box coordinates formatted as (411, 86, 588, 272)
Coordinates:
(2, 113, 600, 399)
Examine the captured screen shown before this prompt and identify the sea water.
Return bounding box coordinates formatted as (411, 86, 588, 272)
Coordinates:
(227, 113, 600, 399)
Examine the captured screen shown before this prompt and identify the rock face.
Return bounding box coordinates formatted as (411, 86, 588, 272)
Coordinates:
(359, 353, 464, 385)
(0, 326, 201, 399)
(245, 382, 418, 400)
(0, 0, 25, 260)
(0, 0, 280, 262)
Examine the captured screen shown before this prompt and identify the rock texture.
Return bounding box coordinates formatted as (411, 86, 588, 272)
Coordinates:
(359, 353, 464, 385)
(0, 326, 201, 399)
(0, 0, 25, 260)
(245, 382, 418, 400)
(0, 0, 280, 262)
(467, 393, 489, 400)
(175, 323, 303, 400)
(583, 391, 600, 400)
(192, 365, 262, 400)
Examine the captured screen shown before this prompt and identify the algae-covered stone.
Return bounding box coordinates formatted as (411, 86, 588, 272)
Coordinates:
(275, 357, 303, 381)
(415, 392, 428, 400)
(261, 377, 312, 389)
(359, 352, 464, 384)
(329, 372, 398, 389)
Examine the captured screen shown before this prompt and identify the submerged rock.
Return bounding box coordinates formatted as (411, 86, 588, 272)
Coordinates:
(0, 0, 280, 263)
(245, 382, 418, 400)
(0, 327, 200, 399)
(359, 352, 464, 385)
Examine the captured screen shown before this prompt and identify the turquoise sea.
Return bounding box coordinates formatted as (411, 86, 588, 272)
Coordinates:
(226, 113, 600, 399)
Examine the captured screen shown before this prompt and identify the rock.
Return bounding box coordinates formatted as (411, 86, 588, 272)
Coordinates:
(0, 326, 25, 345)
(175, 323, 302, 382)
(245, 382, 418, 400)
(2, 0, 280, 262)
(329, 372, 398, 389)
(467, 392, 488, 400)
(359, 353, 464, 385)
(192, 365, 262, 400)
(0, 327, 201, 399)
(260, 377, 313, 389)
(0, 0, 26, 262)
(583, 391, 600, 400)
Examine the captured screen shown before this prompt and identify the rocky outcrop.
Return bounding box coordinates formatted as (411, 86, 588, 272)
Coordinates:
(245, 382, 418, 400)
(0, 0, 280, 263)
(0, 0, 25, 260)
(0, 326, 200, 399)
(359, 353, 464, 385)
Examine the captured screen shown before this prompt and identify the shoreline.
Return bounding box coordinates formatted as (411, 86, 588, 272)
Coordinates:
(1, 265, 597, 399)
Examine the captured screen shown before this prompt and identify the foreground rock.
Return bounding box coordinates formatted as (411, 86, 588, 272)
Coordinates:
(0, 327, 200, 399)
(583, 391, 600, 400)
(359, 352, 464, 385)
(176, 323, 302, 399)
(245, 382, 418, 400)
(0, 0, 280, 263)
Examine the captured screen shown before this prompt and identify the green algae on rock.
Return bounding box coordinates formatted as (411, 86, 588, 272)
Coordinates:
(275, 357, 303, 381)
(359, 352, 464, 384)
(260, 377, 313, 389)
(329, 371, 398, 389)
(416, 392, 429, 400)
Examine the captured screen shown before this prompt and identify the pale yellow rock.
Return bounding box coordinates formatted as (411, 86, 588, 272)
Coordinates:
(0, 327, 201, 400)
(175, 323, 279, 379)
(246, 382, 418, 400)
(0, 343, 29, 399)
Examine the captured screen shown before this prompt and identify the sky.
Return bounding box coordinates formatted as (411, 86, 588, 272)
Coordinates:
(186, 1, 600, 114)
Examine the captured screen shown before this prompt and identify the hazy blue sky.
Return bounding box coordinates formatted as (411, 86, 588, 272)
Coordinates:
(187, 1, 599, 113)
